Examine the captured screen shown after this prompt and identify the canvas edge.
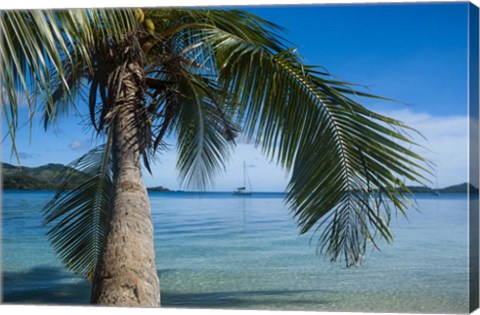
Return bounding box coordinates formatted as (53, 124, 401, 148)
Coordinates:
(469, 1, 480, 313)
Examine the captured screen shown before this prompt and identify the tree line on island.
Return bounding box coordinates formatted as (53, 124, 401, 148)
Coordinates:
(1, 162, 170, 192)
(2, 162, 476, 194)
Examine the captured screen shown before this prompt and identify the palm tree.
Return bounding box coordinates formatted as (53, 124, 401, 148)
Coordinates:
(1, 8, 429, 307)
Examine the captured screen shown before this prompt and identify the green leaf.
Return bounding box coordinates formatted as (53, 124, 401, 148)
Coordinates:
(42, 141, 113, 281)
(1, 8, 136, 157)
(175, 76, 236, 190)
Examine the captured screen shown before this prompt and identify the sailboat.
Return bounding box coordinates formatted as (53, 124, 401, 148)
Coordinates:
(233, 161, 252, 196)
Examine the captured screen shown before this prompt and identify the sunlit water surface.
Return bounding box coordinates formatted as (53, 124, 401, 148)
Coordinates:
(2, 191, 470, 313)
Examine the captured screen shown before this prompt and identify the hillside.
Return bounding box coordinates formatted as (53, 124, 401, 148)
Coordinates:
(439, 183, 479, 194)
(2, 163, 171, 191)
(147, 186, 171, 192)
(402, 183, 478, 194)
(2, 163, 86, 190)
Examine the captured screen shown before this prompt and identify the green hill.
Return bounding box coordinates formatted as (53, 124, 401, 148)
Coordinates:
(2, 162, 171, 191)
(2, 163, 86, 190)
(147, 186, 171, 192)
(439, 183, 479, 194)
(398, 183, 478, 194)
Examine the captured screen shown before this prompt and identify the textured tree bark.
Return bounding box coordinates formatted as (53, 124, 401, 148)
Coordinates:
(90, 58, 160, 307)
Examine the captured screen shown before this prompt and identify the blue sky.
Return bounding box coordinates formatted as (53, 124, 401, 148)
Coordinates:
(2, 2, 471, 191)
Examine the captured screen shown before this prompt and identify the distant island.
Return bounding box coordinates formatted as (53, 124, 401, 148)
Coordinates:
(1, 162, 478, 194)
(401, 183, 478, 194)
(147, 186, 171, 192)
(2, 162, 85, 190)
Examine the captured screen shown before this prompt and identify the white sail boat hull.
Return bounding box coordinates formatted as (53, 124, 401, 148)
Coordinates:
(233, 188, 251, 196)
(233, 162, 252, 195)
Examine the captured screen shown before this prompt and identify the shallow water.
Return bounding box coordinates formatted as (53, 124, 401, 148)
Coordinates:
(1, 191, 470, 313)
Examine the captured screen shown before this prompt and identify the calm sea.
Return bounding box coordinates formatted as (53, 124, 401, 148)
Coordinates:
(1, 191, 470, 313)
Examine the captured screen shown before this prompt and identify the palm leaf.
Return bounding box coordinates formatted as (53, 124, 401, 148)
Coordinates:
(151, 11, 431, 265)
(42, 53, 90, 130)
(175, 76, 236, 190)
(225, 44, 430, 266)
(42, 140, 113, 281)
(1, 9, 136, 154)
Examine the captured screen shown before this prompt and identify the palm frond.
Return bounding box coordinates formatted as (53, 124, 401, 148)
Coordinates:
(1, 9, 136, 151)
(156, 12, 431, 265)
(154, 9, 287, 52)
(175, 76, 236, 190)
(42, 54, 90, 130)
(234, 49, 431, 266)
(42, 140, 113, 281)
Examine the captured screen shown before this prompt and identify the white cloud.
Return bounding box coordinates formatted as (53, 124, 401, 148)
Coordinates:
(1, 86, 30, 108)
(377, 109, 468, 188)
(69, 139, 88, 151)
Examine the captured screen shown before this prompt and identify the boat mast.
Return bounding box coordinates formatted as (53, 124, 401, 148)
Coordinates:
(243, 161, 247, 189)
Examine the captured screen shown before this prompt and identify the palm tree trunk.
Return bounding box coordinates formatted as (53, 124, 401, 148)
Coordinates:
(90, 59, 160, 307)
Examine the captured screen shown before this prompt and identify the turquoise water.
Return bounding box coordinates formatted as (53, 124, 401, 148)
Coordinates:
(1, 191, 470, 313)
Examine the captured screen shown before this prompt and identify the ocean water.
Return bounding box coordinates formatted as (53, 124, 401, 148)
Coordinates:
(1, 191, 470, 313)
